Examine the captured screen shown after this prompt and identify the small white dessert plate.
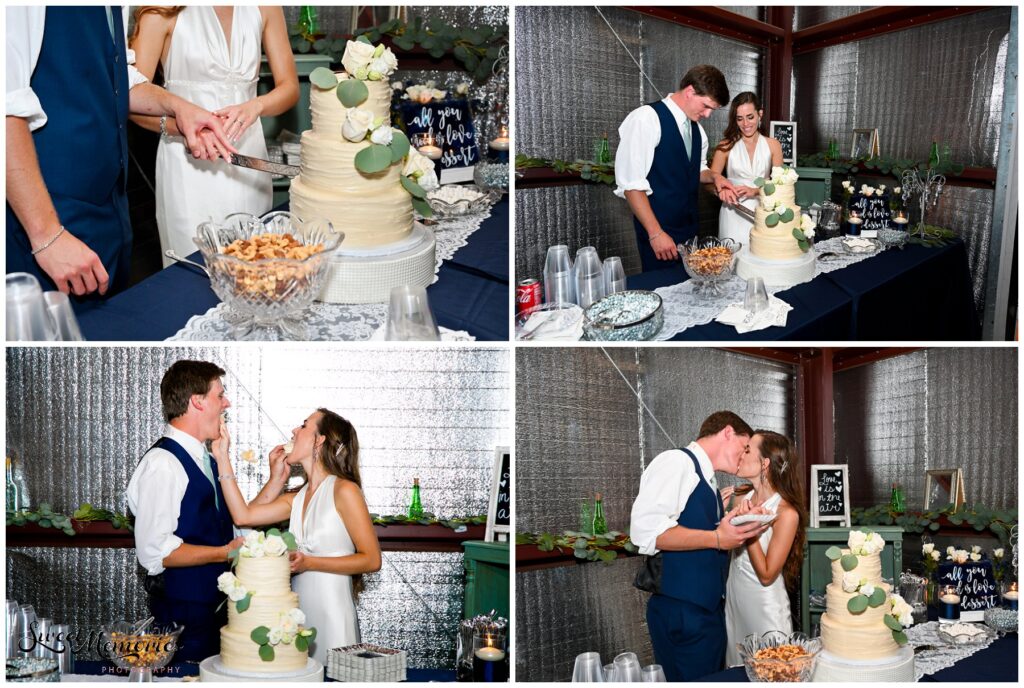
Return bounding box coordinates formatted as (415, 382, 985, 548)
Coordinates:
(730, 513, 778, 526)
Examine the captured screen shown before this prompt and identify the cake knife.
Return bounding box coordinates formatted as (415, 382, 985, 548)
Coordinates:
(228, 153, 300, 178)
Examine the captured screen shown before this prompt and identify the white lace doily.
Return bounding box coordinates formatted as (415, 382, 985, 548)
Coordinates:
(169, 211, 489, 341)
(653, 238, 883, 340)
(906, 620, 998, 680)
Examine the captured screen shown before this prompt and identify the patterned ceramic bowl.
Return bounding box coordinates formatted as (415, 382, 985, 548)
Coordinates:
(738, 631, 822, 683)
(195, 212, 343, 340)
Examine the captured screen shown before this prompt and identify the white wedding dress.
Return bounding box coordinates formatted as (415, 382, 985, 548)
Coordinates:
(724, 491, 792, 667)
(718, 134, 772, 246)
(155, 6, 272, 267)
(289, 475, 360, 665)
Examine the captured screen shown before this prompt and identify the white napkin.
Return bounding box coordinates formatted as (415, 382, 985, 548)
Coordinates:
(370, 326, 475, 341)
(716, 295, 793, 333)
(518, 305, 584, 340)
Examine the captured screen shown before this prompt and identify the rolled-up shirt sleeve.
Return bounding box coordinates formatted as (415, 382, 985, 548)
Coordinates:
(629, 449, 698, 555)
(614, 105, 660, 198)
(699, 122, 710, 173)
(6, 6, 47, 131)
(121, 7, 148, 89)
(127, 451, 185, 576)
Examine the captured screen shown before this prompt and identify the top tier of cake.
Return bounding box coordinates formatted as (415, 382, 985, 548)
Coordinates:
(759, 183, 796, 209)
(830, 549, 884, 587)
(310, 76, 392, 135)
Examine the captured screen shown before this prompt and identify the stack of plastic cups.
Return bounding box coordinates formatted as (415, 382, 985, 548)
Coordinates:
(603, 256, 627, 295)
(574, 247, 604, 309)
(52, 624, 73, 675)
(32, 618, 52, 659)
(7, 600, 21, 658)
(6, 274, 58, 341)
(16, 604, 36, 657)
(543, 245, 574, 305)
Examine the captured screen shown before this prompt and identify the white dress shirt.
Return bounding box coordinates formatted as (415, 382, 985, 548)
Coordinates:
(629, 441, 718, 556)
(127, 425, 227, 576)
(614, 96, 710, 198)
(6, 6, 148, 132)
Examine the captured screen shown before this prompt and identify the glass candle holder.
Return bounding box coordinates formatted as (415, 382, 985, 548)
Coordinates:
(938, 585, 961, 622)
(410, 133, 444, 161)
(472, 630, 508, 682)
(892, 210, 909, 230)
(847, 210, 863, 236)
(1002, 581, 1019, 611)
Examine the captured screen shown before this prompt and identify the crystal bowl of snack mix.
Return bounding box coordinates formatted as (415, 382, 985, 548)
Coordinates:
(195, 212, 343, 340)
(678, 236, 741, 296)
(738, 631, 822, 683)
(101, 621, 184, 682)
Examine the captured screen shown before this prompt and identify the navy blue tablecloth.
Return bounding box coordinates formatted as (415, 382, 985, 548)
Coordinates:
(72, 659, 455, 681)
(76, 198, 509, 341)
(697, 633, 1017, 682)
(627, 240, 979, 341)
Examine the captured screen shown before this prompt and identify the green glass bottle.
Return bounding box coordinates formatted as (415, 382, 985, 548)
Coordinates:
(597, 134, 611, 165)
(928, 141, 940, 169)
(299, 6, 319, 37)
(408, 477, 424, 518)
(592, 492, 607, 535)
(890, 482, 905, 514)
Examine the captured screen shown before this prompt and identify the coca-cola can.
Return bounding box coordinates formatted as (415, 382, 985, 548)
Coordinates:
(517, 278, 542, 315)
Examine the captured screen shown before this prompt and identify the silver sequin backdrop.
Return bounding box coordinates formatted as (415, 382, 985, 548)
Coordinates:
(515, 7, 1013, 317)
(515, 346, 1017, 681)
(6, 345, 510, 668)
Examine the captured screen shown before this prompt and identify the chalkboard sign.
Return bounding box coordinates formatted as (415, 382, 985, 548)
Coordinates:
(848, 192, 892, 237)
(770, 121, 797, 166)
(938, 560, 999, 621)
(398, 99, 480, 176)
(486, 447, 510, 541)
(810, 464, 850, 528)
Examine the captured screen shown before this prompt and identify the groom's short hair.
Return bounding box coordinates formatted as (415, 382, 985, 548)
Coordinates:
(679, 65, 729, 108)
(161, 360, 226, 421)
(698, 410, 753, 439)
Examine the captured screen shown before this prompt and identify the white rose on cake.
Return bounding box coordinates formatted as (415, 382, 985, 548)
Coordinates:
(847, 529, 868, 554)
(889, 594, 914, 627)
(370, 125, 394, 146)
(863, 531, 885, 555)
(800, 214, 815, 237)
(761, 197, 778, 211)
(341, 108, 374, 142)
(341, 40, 377, 77)
(268, 628, 284, 646)
(288, 608, 306, 626)
(367, 46, 398, 80)
(774, 203, 789, 216)
(842, 572, 863, 593)
(859, 583, 876, 597)
(263, 534, 288, 557)
(403, 149, 440, 190)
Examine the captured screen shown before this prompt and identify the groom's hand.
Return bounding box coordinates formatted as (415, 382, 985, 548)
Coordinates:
(222, 536, 245, 561)
(649, 231, 678, 261)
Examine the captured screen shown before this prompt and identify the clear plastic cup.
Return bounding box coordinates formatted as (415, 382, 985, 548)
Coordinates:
(641, 664, 667, 682)
(743, 276, 769, 314)
(43, 292, 84, 341)
(574, 247, 604, 309)
(385, 286, 440, 341)
(613, 651, 642, 682)
(571, 651, 605, 682)
(603, 256, 627, 295)
(6, 273, 58, 341)
(543, 245, 574, 304)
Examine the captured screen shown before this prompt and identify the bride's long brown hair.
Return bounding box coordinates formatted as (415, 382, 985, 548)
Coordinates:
(313, 408, 367, 597)
(715, 91, 766, 153)
(735, 431, 807, 592)
(129, 6, 185, 46)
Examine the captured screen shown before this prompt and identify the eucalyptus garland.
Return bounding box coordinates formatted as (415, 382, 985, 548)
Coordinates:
(852, 504, 1017, 544)
(796, 151, 966, 178)
(516, 530, 637, 563)
(6, 503, 133, 535)
(515, 155, 616, 186)
(371, 513, 488, 532)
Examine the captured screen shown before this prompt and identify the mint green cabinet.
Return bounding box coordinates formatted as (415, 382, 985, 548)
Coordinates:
(800, 526, 904, 634)
(463, 541, 509, 620)
(794, 166, 834, 208)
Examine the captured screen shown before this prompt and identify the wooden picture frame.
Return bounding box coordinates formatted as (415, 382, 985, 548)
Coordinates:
(925, 468, 966, 511)
(851, 127, 880, 160)
(810, 464, 851, 528)
(770, 121, 797, 166)
(485, 446, 511, 541)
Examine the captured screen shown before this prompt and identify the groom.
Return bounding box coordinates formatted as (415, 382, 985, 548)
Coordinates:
(615, 65, 738, 271)
(630, 410, 768, 681)
(127, 360, 243, 662)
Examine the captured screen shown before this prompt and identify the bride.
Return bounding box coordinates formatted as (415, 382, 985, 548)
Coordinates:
(709, 92, 783, 245)
(721, 430, 807, 666)
(213, 408, 381, 664)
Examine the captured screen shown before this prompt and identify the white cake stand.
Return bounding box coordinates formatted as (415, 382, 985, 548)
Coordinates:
(199, 655, 324, 682)
(318, 223, 437, 304)
(811, 646, 914, 682)
(735, 246, 817, 289)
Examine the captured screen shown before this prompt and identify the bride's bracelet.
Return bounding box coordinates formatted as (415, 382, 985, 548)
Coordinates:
(218, 474, 236, 482)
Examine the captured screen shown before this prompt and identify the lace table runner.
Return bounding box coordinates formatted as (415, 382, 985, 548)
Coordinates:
(653, 238, 887, 340)
(907, 621, 998, 680)
(169, 211, 488, 341)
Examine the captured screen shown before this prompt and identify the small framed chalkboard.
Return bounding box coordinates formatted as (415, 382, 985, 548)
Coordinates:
(485, 446, 510, 541)
(770, 121, 797, 166)
(398, 98, 480, 182)
(810, 464, 850, 528)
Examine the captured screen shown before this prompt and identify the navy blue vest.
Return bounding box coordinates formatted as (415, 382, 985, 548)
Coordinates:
(152, 437, 234, 603)
(659, 448, 729, 610)
(6, 7, 132, 299)
(634, 101, 701, 237)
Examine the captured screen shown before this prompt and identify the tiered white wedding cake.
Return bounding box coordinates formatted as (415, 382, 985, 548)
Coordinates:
(200, 530, 324, 682)
(293, 38, 438, 304)
(813, 530, 915, 682)
(735, 166, 817, 287)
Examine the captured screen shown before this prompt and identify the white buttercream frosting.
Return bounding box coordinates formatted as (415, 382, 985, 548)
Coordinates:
(819, 550, 900, 661)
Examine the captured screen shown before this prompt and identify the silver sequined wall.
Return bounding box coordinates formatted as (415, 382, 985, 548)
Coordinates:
(5, 346, 510, 667)
(516, 7, 1012, 315)
(515, 347, 798, 682)
(515, 6, 765, 280)
(834, 348, 1018, 510)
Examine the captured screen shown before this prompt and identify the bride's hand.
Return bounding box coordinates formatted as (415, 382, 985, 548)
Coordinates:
(289, 550, 311, 573)
(214, 99, 264, 143)
(211, 416, 231, 462)
(719, 486, 735, 507)
(267, 445, 290, 485)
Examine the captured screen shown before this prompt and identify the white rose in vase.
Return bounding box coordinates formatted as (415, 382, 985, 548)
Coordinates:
(432, 89, 447, 101)
(922, 543, 935, 554)
(341, 108, 374, 142)
(417, 90, 435, 104)
(970, 552, 982, 562)
(456, 81, 471, 96)
(946, 546, 956, 556)
(370, 125, 394, 146)
(994, 548, 1005, 558)
(971, 545, 982, 554)
(405, 85, 425, 101)
(341, 40, 376, 77)
(931, 550, 940, 561)
(391, 81, 404, 91)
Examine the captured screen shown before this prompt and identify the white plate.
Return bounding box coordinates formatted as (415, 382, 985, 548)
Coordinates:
(730, 513, 778, 526)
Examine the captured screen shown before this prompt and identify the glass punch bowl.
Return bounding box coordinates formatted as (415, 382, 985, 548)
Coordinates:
(678, 236, 741, 296)
(195, 212, 343, 340)
(737, 631, 822, 682)
(101, 621, 184, 682)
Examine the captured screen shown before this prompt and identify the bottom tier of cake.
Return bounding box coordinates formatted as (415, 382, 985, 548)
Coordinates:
(735, 246, 817, 288)
(199, 656, 324, 682)
(318, 224, 437, 304)
(811, 646, 915, 683)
